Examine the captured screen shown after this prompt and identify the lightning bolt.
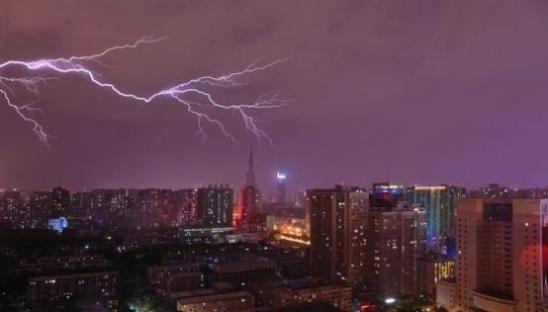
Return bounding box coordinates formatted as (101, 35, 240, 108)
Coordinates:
(0, 36, 288, 145)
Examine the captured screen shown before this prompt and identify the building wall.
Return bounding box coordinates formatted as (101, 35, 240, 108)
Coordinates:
(455, 199, 482, 311)
(418, 256, 455, 297)
(367, 205, 427, 297)
(198, 187, 233, 227)
(27, 271, 119, 305)
(347, 208, 368, 291)
(147, 264, 201, 292)
(308, 186, 369, 289)
(455, 198, 548, 312)
(309, 189, 337, 282)
(268, 285, 353, 312)
(512, 199, 547, 312)
(176, 291, 255, 312)
(368, 210, 402, 296)
(407, 186, 465, 251)
(236, 185, 261, 231)
(436, 281, 457, 312)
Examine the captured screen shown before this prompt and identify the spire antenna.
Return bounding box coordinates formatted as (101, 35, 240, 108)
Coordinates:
(246, 144, 256, 186)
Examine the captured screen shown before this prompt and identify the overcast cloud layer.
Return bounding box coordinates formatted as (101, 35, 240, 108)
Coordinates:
(1, 0, 548, 194)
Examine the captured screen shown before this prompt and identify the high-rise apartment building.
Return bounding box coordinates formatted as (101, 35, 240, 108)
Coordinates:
(88, 189, 129, 228)
(70, 191, 92, 218)
(175, 188, 199, 227)
(367, 202, 427, 297)
(454, 198, 548, 312)
(0, 189, 26, 228)
(50, 186, 70, 218)
(346, 189, 369, 291)
(197, 186, 233, 228)
(308, 185, 369, 290)
(28, 191, 51, 227)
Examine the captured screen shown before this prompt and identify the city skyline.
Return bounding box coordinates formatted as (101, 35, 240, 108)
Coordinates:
(2, 2, 547, 312)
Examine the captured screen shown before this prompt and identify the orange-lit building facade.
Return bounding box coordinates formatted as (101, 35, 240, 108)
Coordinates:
(454, 198, 548, 312)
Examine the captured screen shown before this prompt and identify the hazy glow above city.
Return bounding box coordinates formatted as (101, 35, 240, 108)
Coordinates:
(1, 1, 548, 192)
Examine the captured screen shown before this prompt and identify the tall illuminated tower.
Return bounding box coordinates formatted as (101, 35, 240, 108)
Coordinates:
(236, 148, 261, 231)
(246, 148, 256, 187)
(276, 171, 287, 207)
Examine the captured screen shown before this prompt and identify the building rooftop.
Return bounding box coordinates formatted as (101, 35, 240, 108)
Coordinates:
(176, 291, 253, 305)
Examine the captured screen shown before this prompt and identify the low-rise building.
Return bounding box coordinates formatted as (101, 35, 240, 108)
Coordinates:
(147, 263, 201, 293)
(176, 291, 255, 312)
(258, 284, 353, 312)
(418, 254, 455, 297)
(212, 254, 276, 286)
(27, 271, 119, 307)
(18, 254, 110, 274)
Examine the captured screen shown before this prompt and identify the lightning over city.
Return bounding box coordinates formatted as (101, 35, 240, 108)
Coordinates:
(0, 36, 288, 145)
(3, 2, 548, 312)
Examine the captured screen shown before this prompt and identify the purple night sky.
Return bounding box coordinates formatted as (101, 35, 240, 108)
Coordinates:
(1, 0, 548, 195)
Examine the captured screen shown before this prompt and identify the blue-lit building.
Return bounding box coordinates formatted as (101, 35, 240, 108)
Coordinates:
(406, 185, 466, 253)
(48, 216, 68, 233)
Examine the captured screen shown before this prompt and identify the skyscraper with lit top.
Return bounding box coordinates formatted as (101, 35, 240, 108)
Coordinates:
(276, 171, 287, 208)
(406, 185, 466, 252)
